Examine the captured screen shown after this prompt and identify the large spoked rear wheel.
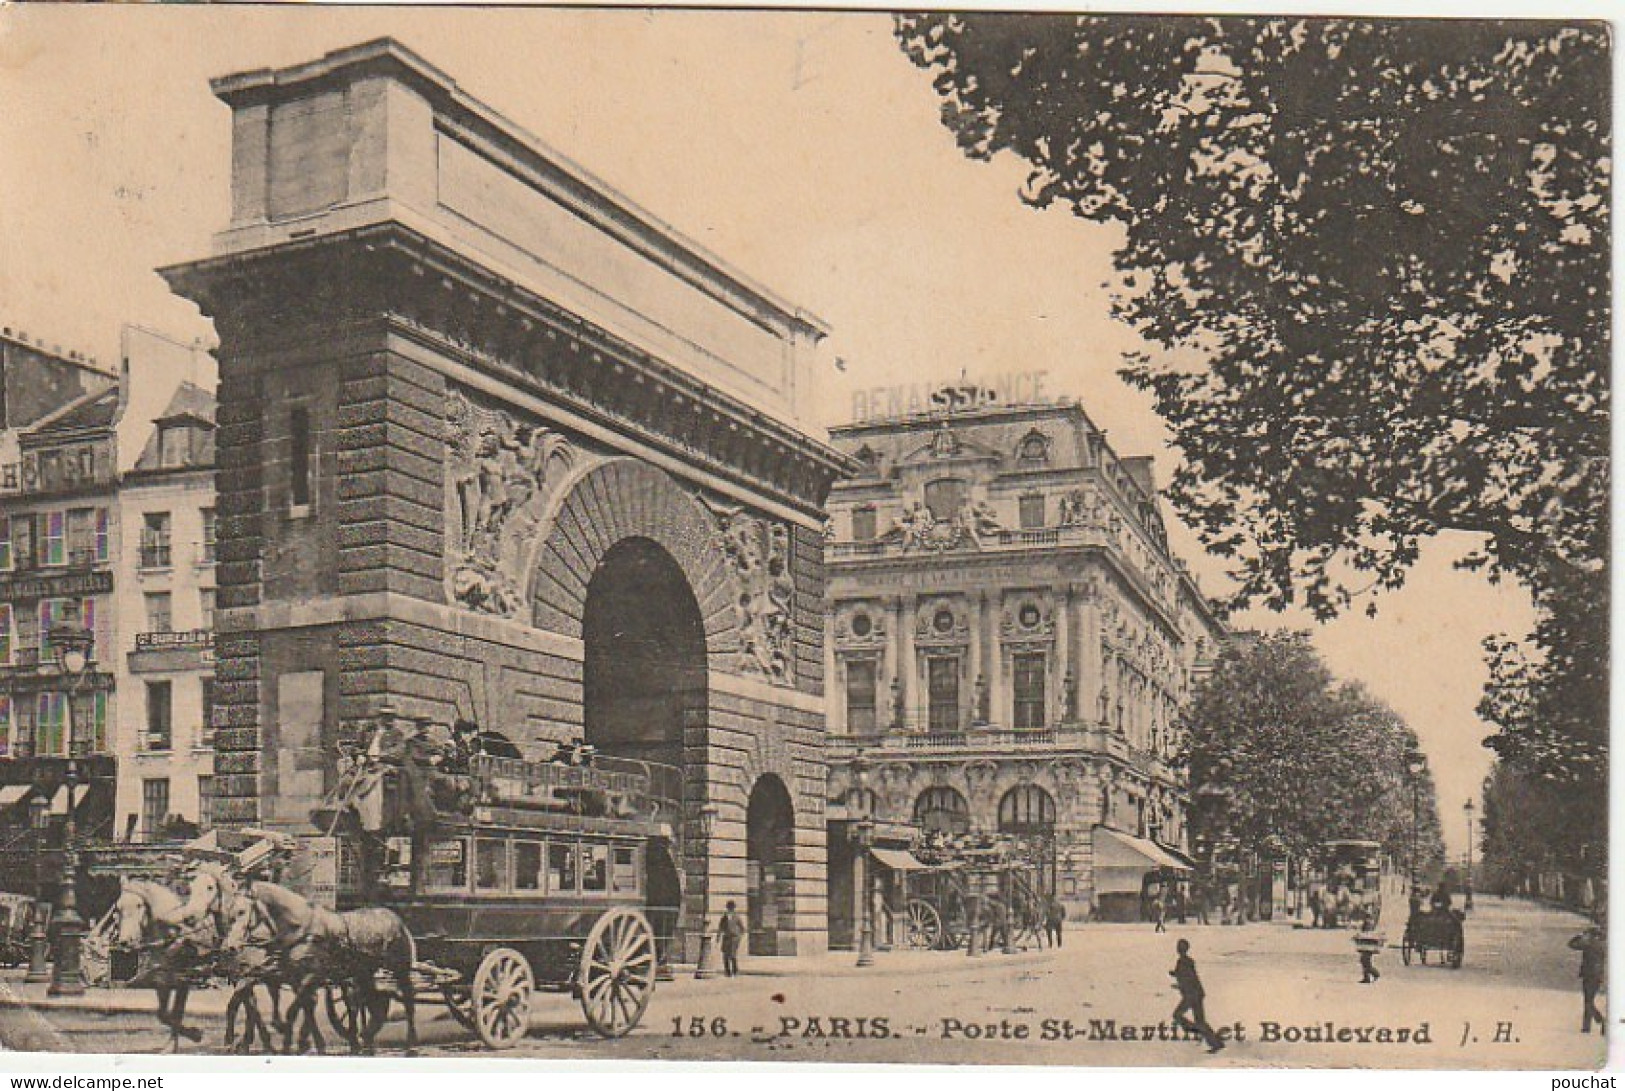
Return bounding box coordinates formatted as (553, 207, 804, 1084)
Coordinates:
(904, 899, 943, 950)
(472, 947, 533, 1049)
(579, 907, 657, 1038)
(1449, 933, 1465, 970)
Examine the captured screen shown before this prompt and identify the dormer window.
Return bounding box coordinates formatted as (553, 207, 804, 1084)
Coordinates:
(1017, 429, 1051, 465)
(158, 423, 195, 468)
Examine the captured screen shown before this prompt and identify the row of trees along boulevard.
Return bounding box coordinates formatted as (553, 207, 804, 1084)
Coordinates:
(1182, 631, 1445, 918)
(896, 16, 1607, 906)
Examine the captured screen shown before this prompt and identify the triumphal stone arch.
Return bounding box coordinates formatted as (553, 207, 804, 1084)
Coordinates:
(162, 39, 849, 954)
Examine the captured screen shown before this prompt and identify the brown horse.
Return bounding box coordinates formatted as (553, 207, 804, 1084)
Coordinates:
(223, 880, 417, 1055)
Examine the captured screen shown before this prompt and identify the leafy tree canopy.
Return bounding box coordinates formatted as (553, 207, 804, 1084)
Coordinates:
(1180, 631, 1443, 871)
(896, 15, 1608, 621)
(1480, 757, 1605, 887)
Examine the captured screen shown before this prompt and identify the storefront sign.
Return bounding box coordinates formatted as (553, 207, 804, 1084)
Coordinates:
(850, 371, 1050, 423)
(1, 570, 113, 600)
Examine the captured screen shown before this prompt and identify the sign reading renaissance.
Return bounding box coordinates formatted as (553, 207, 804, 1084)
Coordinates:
(850, 371, 1050, 423)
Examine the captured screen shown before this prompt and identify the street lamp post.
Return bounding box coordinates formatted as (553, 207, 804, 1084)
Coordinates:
(1405, 750, 1427, 895)
(853, 752, 875, 968)
(693, 803, 720, 980)
(50, 758, 86, 997)
(25, 795, 50, 984)
(46, 620, 94, 998)
(1463, 799, 1476, 912)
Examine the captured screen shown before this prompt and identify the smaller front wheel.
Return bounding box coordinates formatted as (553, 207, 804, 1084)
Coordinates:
(1400, 939, 1413, 966)
(904, 900, 944, 950)
(472, 947, 533, 1049)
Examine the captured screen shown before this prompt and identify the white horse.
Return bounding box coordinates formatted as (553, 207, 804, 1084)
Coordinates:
(105, 879, 213, 1051)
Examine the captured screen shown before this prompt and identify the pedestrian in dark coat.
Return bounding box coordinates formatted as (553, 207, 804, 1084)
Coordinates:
(1170, 938, 1225, 1053)
(1044, 895, 1066, 949)
(1308, 889, 1323, 929)
(1569, 924, 1605, 1033)
(718, 901, 745, 978)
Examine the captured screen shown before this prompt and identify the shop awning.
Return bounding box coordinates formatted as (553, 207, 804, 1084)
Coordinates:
(1160, 844, 1199, 870)
(48, 787, 71, 816)
(1093, 826, 1192, 894)
(869, 847, 936, 872)
(0, 786, 32, 809)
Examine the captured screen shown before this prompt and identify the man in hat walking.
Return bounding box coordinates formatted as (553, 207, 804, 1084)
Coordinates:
(1170, 938, 1226, 1053)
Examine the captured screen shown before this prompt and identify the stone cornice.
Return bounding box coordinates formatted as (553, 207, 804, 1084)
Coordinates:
(161, 222, 856, 517)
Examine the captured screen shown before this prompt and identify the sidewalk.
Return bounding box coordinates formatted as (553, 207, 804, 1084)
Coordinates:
(0, 942, 1058, 1018)
(0, 972, 233, 1017)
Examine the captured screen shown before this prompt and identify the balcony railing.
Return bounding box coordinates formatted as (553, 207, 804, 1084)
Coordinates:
(134, 629, 210, 651)
(830, 524, 1099, 559)
(0, 647, 109, 673)
(826, 722, 1164, 767)
(139, 546, 173, 569)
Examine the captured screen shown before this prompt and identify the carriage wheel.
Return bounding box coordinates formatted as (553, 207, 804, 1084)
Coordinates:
(579, 908, 657, 1038)
(1449, 934, 1465, 970)
(904, 900, 943, 950)
(472, 947, 533, 1049)
(1400, 939, 1412, 966)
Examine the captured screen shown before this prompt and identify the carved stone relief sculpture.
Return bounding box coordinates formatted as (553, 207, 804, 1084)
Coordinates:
(711, 504, 797, 684)
(445, 390, 578, 617)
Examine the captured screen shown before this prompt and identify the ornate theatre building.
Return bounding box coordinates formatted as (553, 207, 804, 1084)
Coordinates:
(823, 392, 1228, 925)
(161, 40, 850, 955)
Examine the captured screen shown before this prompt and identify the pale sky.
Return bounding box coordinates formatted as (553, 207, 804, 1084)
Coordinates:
(0, 6, 1538, 855)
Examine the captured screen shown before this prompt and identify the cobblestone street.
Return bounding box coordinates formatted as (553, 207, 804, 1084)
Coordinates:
(0, 896, 1605, 1070)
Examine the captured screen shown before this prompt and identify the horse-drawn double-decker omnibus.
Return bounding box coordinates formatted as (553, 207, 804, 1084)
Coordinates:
(303, 721, 685, 1047)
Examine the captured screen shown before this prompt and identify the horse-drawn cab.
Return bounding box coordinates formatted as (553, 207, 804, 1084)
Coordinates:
(899, 835, 1047, 952)
(1319, 840, 1384, 928)
(1402, 889, 1465, 969)
(300, 715, 684, 1046)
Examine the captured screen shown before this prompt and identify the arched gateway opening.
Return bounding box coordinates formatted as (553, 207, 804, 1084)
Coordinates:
(746, 775, 796, 955)
(583, 537, 706, 959)
(583, 537, 708, 772)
